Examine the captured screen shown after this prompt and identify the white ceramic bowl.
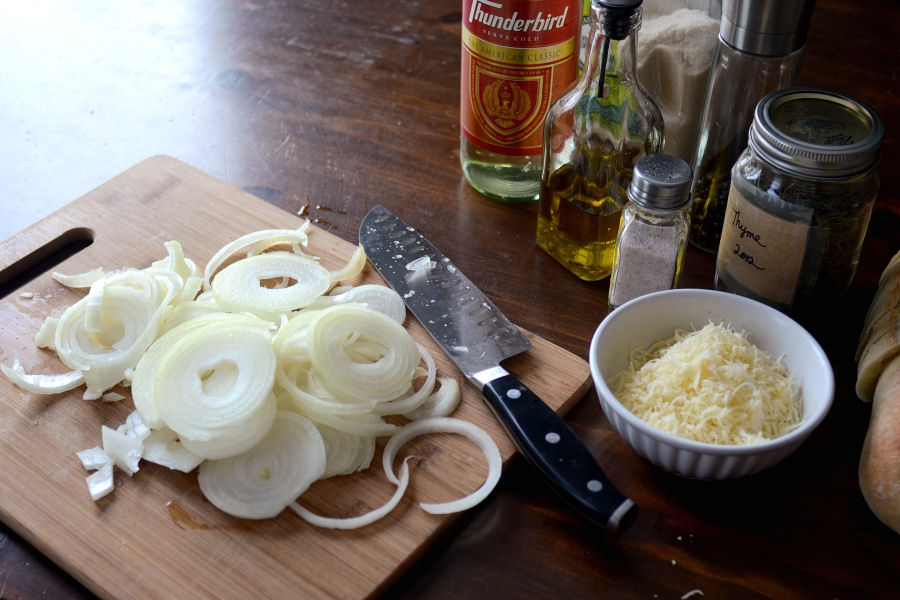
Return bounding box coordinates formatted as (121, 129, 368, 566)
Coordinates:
(589, 289, 834, 479)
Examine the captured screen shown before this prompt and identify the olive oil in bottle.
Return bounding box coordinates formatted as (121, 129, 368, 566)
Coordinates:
(537, 0, 663, 280)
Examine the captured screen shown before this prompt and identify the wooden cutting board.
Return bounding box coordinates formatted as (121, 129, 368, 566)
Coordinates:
(0, 155, 592, 600)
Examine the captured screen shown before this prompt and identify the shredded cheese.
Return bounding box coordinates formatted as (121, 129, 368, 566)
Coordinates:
(610, 322, 802, 445)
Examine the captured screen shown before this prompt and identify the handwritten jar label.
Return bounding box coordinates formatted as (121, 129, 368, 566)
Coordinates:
(716, 183, 809, 305)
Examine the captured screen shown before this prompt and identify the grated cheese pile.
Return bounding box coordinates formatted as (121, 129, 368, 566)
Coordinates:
(610, 322, 802, 445)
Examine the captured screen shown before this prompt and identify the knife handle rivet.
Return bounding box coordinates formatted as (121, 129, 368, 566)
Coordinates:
(544, 432, 561, 444)
(586, 480, 603, 493)
(506, 389, 522, 400)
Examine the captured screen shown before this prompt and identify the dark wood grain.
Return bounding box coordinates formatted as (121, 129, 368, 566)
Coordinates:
(0, 1, 898, 599)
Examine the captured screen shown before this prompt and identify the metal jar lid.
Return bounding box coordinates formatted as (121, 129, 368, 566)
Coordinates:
(628, 153, 693, 209)
(720, 0, 815, 57)
(748, 87, 884, 178)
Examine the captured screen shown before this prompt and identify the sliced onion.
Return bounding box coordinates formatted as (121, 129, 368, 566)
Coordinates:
(290, 458, 411, 529)
(317, 423, 376, 478)
(54, 268, 181, 399)
(202, 224, 311, 291)
(382, 418, 502, 514)
(0, 354, 84, 395)
(154, 323, 276, 450)
(53, 268, 105, 288)
(197, 410, 326, 519)
(371, 343, 436, 416)
(181, 392, 277, 460)
(305, 284, 406, 324)
(308, 304, 419, 403)
(211, 253, 332, 317)
(328, 244, 367, 285)
(403, 376, 461, 420)
(132, 313, 269, 428)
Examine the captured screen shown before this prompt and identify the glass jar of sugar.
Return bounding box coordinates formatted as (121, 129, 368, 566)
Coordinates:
(608, 153, 692, 309)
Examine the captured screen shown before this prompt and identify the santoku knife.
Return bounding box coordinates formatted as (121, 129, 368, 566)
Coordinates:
(359, 205, 636, 533)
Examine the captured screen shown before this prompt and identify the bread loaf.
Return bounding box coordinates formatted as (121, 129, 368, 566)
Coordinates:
(857, 249, 900, 533)
(859, 354, 900, 533)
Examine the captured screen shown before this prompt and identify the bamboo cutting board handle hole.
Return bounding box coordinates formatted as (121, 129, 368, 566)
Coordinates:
(0, 227, 94, 299)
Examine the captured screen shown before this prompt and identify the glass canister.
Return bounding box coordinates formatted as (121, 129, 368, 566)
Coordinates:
(608, 153, 692, 309)
(714, 88, 884, 312)
(688, 0, 815, 253)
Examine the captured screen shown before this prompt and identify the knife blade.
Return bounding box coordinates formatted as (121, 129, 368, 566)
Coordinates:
(359, 205, 636, 534)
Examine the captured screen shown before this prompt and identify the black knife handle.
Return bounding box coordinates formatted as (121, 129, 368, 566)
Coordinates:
(482, 373, 637, 534)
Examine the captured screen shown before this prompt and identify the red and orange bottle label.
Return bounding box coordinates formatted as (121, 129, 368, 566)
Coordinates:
(461, 0, 580, 156)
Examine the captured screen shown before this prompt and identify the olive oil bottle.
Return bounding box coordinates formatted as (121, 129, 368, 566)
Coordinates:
(537, 0, 662, 280)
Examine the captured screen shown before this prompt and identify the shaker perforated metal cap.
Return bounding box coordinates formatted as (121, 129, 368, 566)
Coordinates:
(628, 154, 693, 209)
(720, 0, 815, 56)
(748, 87, 884, 178)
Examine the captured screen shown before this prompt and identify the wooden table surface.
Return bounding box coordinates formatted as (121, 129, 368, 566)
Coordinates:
(1, 1, 898, 598)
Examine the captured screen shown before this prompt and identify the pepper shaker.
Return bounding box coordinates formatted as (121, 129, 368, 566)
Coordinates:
(608, 154, 692, 309)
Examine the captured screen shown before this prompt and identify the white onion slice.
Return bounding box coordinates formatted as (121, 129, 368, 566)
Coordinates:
(305, 284, 406, 324)
(154, 323, 276, 449)
(317, 423, 376, 478)
(202, 224, 311, 291)
(290, 458, 411, 529)
(198, 411, 326, 519)
(0, 354, 84, 395)
(328, 244, 367, 285)
(308, 304, 419, 403)
(403, 376, 461, 420)
(371, 343, 436, 416)
(211, 253, 332, 317)
(382, 418, 502, 514)
(53, 268, 105, 288)
(181, 392, 277, 460)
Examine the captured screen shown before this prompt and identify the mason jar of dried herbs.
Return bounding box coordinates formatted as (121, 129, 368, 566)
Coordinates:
(715, 88, 884, 313)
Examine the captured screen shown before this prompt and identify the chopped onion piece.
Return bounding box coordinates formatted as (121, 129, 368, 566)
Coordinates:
(382, 418, 502, 514)
(290, 458, 411, 529)
(86, 463, 115, 501)
(34, 316, 58, 349)
(77, 446, 111, 471)
(101, 425, 143, 476)
(142, 428, 204, 472)
(198, 411, 326, 519)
